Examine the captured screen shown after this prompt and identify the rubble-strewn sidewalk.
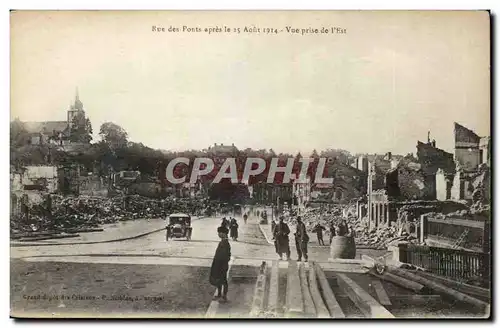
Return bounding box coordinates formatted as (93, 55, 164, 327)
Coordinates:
(11, 193, 216, 241)
(10, 218, 169, 247)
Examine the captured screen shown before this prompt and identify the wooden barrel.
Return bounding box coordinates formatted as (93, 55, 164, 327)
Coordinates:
(330, 236, 356, 259)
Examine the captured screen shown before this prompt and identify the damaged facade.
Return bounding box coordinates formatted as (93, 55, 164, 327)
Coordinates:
(310, 162, 366, 203)
(386, 160, 426, 200)
(11, 165, 59, 193)
(429, 123, 491, 203)
(357, 124, 490, 240)
(10, 165, 59, 223)
(416, 138, 456, 200)
(449, 123, 491, 203)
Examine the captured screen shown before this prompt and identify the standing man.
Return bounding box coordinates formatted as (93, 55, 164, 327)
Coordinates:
(221, 217, 229, 229)
(209, 226, 231, 303)
(313, 222, 326, 246)
(338, 219, 349, 236)
(329, 220, 337, 245)
(273, 217, 291, 260)
(295, 217, 309, 262)
(229, 218, 239, 241)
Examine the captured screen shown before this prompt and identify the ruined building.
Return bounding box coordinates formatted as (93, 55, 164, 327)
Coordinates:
(454, 122, 487, 171)
(448, 123, 490, 203)
(416, 137, 456, 200)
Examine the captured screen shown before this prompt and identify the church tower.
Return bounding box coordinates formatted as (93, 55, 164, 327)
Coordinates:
(67, 88, 86, 127)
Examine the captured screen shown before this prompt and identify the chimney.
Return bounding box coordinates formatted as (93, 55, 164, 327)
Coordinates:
(432, 139, 436, 148)
(386, 152, 392, 160)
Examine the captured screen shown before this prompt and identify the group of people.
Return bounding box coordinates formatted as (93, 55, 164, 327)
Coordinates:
(271, 216, 310, 261)
(220, 216, 239, 241)
(271, 216, 354, 260)
(311, 219, 353, 246)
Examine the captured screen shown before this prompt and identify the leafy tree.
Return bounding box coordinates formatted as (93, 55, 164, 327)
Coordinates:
(11, 144, 53, 166)
(99, 122, 128, 149)
(208, 181, 249, 204)
(69, 112, 93, 143)
(10, 119, 30, 148)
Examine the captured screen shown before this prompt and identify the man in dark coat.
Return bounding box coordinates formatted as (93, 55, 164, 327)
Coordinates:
(337, 220, 349, 237)
(209, 226, 231, 302)
(273, 217, 290, 260)
(329, 220, 336, 245)
(221, 217, 229, 229)
(229, 218, 239, 241)
(313, 222, 326, 246)
(295, 217, 309, 262)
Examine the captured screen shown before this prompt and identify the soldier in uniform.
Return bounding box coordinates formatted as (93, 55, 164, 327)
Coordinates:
(329, 220, 337, 245)
(295, 216, 309, 262)
(313, 222, 326, 246)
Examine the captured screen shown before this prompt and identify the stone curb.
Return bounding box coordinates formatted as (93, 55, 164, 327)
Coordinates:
(10, 227, 166, 248)
(258, 224, 275, 245)
(11, 216, 206, 248)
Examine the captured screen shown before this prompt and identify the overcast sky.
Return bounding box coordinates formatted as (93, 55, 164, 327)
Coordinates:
(11, 11, 490, 155)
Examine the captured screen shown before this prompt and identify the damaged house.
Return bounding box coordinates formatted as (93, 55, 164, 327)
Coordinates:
(416, 137, 456, 200)
(11, 165, 59, 193)
(449, 123, 491, 203)
(386, 160, 427, 200)
(433, 123, 490, 203)
(310, 160, 366, 203)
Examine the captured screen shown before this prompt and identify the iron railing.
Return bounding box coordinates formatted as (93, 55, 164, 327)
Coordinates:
(399, 244, 490, 287)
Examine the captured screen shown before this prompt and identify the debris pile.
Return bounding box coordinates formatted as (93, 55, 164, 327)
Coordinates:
(470, 201, 490, 217)
(353, 221, 418, 249)
(11, 194, 219, 236)
(279, 205, 345, 229)
(276, 203, 419, 249)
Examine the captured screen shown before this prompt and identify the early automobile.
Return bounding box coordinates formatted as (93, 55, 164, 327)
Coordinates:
(165, 213, 192, 241)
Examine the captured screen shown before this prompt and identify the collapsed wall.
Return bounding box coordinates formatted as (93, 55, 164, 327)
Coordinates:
(395, 200, 469, 235)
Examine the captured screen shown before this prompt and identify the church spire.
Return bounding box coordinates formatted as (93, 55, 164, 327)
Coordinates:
(72, 87, 83, 111)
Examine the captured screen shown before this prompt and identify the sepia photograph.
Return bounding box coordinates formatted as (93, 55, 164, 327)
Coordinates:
(9, 10, 491, 319)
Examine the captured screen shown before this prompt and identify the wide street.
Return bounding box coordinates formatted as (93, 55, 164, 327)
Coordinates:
(11, 214, 487, 319)
(10, 214, 340, 318)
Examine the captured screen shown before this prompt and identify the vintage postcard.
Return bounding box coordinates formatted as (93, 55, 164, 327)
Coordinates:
(10, 10, 491, 319)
